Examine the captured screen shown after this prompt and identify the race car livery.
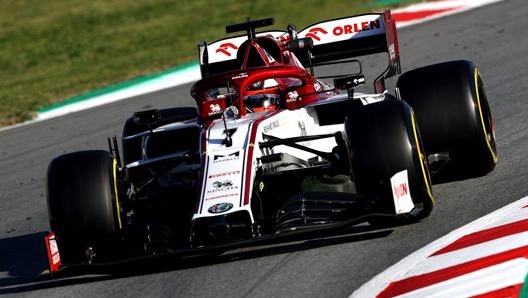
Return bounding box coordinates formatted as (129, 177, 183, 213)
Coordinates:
(44, 11, 497, 273)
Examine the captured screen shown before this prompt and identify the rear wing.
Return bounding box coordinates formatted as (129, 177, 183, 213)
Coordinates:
(297, 11, 400, 91)
(296, 11, 398, 64)
(198, 30, 287, 78)
(198, 11, 400, 91)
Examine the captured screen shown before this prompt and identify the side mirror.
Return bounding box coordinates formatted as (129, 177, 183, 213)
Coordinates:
(133, 109, 161, 132)
(334, 74, 366, 100)
(287, 37, 313, 51)
(334, 74, 366, 91)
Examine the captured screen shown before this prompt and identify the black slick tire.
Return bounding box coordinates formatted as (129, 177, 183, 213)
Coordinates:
(47, 150, 121, 263)
(396, 60, 498, 178)
(345, 99, 434, 222)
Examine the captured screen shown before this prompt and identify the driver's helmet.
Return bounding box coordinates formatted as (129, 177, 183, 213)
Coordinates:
(244, 79, 280, 112)
(243, 93, 279, 112)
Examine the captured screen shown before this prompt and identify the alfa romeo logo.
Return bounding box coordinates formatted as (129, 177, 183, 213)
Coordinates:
(208, 202, 233, 214)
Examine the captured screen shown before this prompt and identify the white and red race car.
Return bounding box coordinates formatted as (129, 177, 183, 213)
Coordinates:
(44, 11, 497, 273)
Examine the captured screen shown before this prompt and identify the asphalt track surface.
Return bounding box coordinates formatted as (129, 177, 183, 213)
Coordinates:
(1, 0, 527, 297)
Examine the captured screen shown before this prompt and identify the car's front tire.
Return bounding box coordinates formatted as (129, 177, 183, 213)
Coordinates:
(47, 150, 122, 263)
(345, 98, 434, 222)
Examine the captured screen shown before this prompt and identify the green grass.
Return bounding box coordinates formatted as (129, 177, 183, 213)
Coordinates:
(0, 0, 417, 126)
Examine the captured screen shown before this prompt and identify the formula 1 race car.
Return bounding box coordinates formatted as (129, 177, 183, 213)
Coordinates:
(44, 11, 498, 273)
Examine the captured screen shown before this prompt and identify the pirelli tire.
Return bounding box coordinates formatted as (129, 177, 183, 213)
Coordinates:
(47, 150, 122, 263)
(396, 60, 498, 178)
(344, 98, 434, 221)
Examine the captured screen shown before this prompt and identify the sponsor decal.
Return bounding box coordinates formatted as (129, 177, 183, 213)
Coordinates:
(393, 182, 408, 197)
(332, 20, 381, 36)
(232, 72, 248, 80)
(302, 17, 383, 43)
(215, 42, 238, 57)
(206, 193, 238, 201)
(209, 103, 222, 115)
(208, 202, 233, 214)
(263, 119, 280, 133)
(213, 151, 240, 163)
(212, 180, 234, 189)
(390, 170, 414, 214)
(206, 179, 239, 195)
(388, 43, 396, 60)
(287, 90, 299, 102)
(305, 27, 328, 41)
(44, 232, 61, 273)
(208, 170, 240, 179)
(278, 34, 290, 43)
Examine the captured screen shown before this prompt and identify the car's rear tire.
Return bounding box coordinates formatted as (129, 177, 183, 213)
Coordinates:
(396, 60, 497, 178)
(345, 98, 434, 222)
(47, 150, 122, 263)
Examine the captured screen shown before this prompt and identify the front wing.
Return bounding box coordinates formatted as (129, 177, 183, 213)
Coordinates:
(44, 203, 396, 276)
